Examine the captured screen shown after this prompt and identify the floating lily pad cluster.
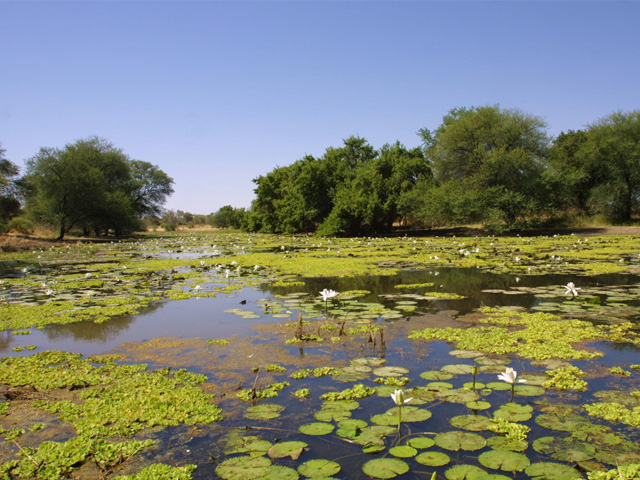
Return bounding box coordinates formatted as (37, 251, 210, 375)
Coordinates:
(2, 231, 640, 479)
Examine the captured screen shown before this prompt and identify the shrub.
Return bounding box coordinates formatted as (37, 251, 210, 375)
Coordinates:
(8, 217, 35, 235)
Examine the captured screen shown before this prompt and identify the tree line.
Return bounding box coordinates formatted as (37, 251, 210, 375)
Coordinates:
(0, 137, 174, 240)
(243, 106, 640, 235)
(2, 106, 638, 239)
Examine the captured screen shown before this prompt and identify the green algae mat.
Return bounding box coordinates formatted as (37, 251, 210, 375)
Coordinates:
(1, 231, 640, 479)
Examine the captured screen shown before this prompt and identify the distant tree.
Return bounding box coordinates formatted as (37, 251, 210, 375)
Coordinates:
(546, 130, 592, 214)
(418, 106, 550, 229)
(22, 137, 173, 239)
(318, 142, 429, 235)
(248, 137, 379, 234)
(0, 143, 22, 226)
(211, 205, 246, 229)
(580, 111, 640, 221)
(129, 160, 174, 218)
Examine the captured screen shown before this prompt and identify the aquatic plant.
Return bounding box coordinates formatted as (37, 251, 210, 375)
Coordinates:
(390, 388, 413, 434)
(497, 367, 526, 402)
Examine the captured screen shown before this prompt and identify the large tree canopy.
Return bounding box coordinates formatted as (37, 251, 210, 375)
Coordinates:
(417, 106, 551, 228)
(248, 137, 430, 236)
(581, 111, 640, 221)
(0, 142, 21, 225)
(23, 137, 173, 239)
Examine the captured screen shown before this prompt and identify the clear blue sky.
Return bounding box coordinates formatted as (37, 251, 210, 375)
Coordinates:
(2, 1, 639, 214)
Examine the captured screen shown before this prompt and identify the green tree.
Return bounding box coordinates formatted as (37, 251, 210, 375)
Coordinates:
(212, 205, 246, 229)
(248, 137, 378, 234)
(0, 143, 21, 226)
(546, 130, 592, 214)
(23, 137, 173, 239)
(128, 160, 174, 218)
(581, 111, 640, 221)
(418, 106, 550, 229)
(318, 142, 429, 235)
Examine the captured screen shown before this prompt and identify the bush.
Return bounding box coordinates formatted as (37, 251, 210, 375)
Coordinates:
(162, 222, 177, 231)
(8, 217, 35, 235)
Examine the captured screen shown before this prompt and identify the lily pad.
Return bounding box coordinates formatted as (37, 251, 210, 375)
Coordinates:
(487, 436, 528, 452)
(493, 403, 533, 422)
(363, 444, 386, 454)
(535, 413, 590, 432)
(525, 462, 583, 480)
(407, 436, 436, 449)
(335, 419, 368, 439)
(245, 404, 284, 420)
(255, 466, 299, 480)
(474, 357, 510, 366)
(532, 436, 596, 462)
(478, 449, 530, 472)
(420, 371, 455, 381)
(466, 401, 491, 410)
(445, 464, 487, 480)
(298, 459, 340, 478)
(450, 415, 493, 431)
(442, 364, 475, 375)
(352, 425, 396, 446)
(373, 366, 410, 377)
(435, 431, 487, 451)
(298, 422, 335, 436)
(267, 441, 308, 460)
(415, 451, 451, 467)
(485, 382, 512, 391)
(314, 409, 351, 422)
(513, 384, 545, 396)
(215, 455, 272, 480)
(362, 458, 410, 479)
(389, 445, 417, 458)
(450, 350, 484, 358)
(437, 388, 480, 404)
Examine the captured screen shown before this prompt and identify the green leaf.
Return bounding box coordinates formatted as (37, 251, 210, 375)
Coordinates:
(361, 458, 409, 479)
(525, 462, 583, 480)
(389, 445, 417, 458)
(255, 465, 299, 480)
(435, 431, 487, 451)
(478, 449, 530, 472)
(298, 459, 340, 478)
(244, 404, 284, 421)
(408, 437, 436, 449)
(215, 456, 272, 480)
(445, 464, 487, 480)
(267, 441, 307, 460)
(415, 451, 451, 467)
(298, 422, 335, 436)
(442, 364, 475, 375)
(450, 415, 493, 431)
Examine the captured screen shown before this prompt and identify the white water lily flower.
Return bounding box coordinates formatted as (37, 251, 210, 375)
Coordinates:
(497, 367, 526, 385)
(320, 289, 339, 301)
(390, 389, 413, 406)
(565, 282, 581, 297)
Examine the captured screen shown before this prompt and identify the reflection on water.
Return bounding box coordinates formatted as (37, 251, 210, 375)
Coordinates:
(3, 267, 639, 358)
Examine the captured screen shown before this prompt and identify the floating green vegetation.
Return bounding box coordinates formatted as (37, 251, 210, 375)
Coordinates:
(9, 437, 154, 480)
(395, 283, 435, 289)
(543, 366, 588, 391)
(408, 307, 638, 360)
(112, 463, 197, 480)
(587, 463, 640, 480)
(237, 381, 290, 401)
(321, 383, 376, 400)
(583, 401, 640, 429)
(4, 231, 640, 479)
